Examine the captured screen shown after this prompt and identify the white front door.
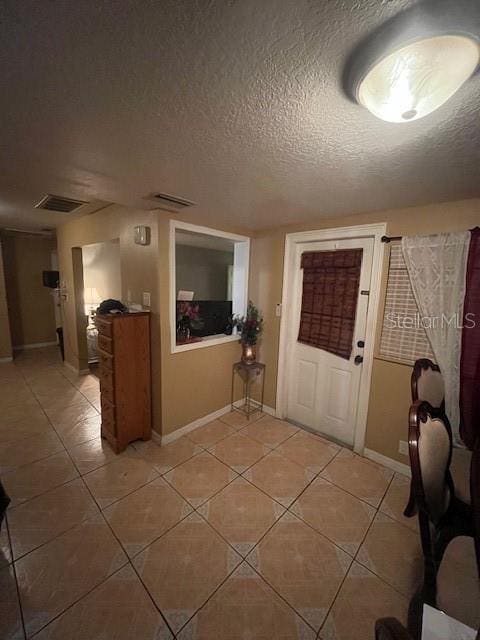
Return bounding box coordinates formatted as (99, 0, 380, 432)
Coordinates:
(286, 237, 374, 446)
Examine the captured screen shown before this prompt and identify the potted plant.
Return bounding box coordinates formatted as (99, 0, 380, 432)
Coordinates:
(234, 301, 263, 363)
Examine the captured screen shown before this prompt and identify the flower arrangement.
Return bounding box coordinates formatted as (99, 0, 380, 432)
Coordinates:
(235, 300, 263, 345)
(176, 301, 203, 342)
(177, 301, 200, 325)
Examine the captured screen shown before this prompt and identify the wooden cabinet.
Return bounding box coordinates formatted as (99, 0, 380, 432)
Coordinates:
(95, 312, 151, 453)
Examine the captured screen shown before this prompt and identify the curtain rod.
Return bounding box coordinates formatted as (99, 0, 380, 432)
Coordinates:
(381, 235, 402, 243)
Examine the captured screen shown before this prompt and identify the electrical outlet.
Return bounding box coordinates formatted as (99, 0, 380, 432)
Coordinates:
(398, 440, 409, 456)
(142, 292, 151, 308)
(275, 303, 282, 317)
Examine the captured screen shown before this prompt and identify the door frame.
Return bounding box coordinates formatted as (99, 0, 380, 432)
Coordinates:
(276, 222, 386, 454)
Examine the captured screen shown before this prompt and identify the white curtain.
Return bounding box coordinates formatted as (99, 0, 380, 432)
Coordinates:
(402, 232, 470, 444)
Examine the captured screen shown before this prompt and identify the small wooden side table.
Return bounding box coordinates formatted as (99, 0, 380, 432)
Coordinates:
(231, 361, 266, 418)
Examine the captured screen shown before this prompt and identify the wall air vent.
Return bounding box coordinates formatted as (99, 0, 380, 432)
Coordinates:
(145, 192, 196, 212)
(35, 194, 88, 213)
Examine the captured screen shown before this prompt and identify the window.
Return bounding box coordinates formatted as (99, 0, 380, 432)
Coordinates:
(379, 242, 434, 364)
(170, 221, 249, 353)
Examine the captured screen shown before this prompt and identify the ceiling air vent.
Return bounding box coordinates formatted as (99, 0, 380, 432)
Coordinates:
(35, 194, 88, 213)
(145, 192, 196, 212)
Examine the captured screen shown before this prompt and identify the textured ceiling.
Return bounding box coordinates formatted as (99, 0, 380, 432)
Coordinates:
(1, 0, 479, 231)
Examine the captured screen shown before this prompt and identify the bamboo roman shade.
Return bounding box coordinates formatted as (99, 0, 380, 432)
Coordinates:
(297, 249, 362, 360)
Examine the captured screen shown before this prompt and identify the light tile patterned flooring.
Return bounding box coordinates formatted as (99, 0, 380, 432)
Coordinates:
(0, 347, 423, 640)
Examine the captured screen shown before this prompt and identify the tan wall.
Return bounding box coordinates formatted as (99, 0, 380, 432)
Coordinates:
(57, 206, 252, 438)
(157, 217, 250, 436)
(82, 240, 122, 303)
(249, 198, 480, 464)
(0, 240, 12, 359)
(56, 197, 479, 449)
(2, 233, 57, 347)
(56, 205, 162, 433)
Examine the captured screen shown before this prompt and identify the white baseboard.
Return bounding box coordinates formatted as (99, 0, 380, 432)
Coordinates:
(0, 356, 13, 363)
(13, 341, 57, 350)
(63, 361, 77, 375)
(262, 404, 276, 417)
(157, 402, 409, 479)
(364, 447, 411, 477)
(63, 361, 90, 376)
(160, 401, 277, 446)
(161, 403, 233, 445)
(151, 430, 162, 445)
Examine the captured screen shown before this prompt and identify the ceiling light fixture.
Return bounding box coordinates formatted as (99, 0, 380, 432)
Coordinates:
(347, 4, 480, 123)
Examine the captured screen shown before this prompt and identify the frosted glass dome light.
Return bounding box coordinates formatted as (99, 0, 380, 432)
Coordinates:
(356, 34, 480, 123)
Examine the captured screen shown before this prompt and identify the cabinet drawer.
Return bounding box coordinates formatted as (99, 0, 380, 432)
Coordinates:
(98, 333, 113, 355)
(98, 348, 114, 371)
(101, 393, 115, 414)
(101, 381, 115, 405)
(100, 364, 114, 388)
(101, 400, 116, 436)
(100, 367, 115, 404)
(95, 317, 113, 337)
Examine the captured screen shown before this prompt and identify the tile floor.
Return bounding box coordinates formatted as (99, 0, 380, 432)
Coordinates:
(0, 347, 423, 640)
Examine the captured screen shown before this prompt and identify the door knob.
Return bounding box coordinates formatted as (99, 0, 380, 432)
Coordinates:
(354, 355, 363, 365)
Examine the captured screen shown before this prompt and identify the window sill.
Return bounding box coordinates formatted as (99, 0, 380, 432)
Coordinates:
(172, 333, 239, 354)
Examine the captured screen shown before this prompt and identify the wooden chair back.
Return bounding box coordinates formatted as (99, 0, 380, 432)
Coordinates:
(408, 400, 453, 525)
(411, 359, 444, 409)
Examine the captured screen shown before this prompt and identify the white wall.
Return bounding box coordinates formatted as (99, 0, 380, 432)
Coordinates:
(82, 239, 121, 304)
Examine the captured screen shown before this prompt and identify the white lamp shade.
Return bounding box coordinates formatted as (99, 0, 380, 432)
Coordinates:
(357, 34, 480, 123)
